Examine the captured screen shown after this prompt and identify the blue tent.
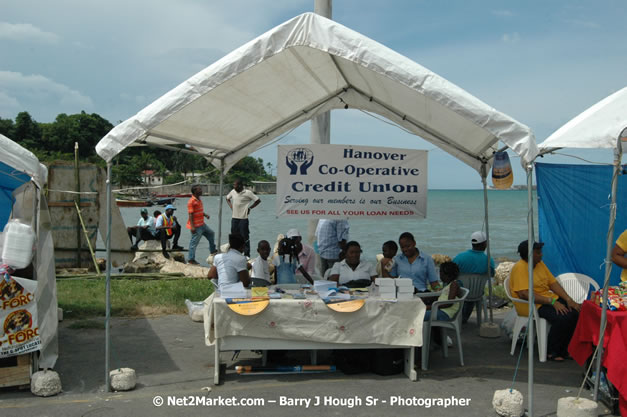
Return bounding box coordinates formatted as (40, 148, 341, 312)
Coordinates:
(0, 133, 58, 369)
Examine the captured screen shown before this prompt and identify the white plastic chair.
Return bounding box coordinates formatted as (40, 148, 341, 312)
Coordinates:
(458, 273, 489, 326)
(556, 273, 600, 304)
(503, 276, 550, 362)
(421, 287, 469, 370)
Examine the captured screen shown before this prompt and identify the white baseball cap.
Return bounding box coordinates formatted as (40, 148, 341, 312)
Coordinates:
(471, 231, 487, 244)
(286, 228, 301, 238)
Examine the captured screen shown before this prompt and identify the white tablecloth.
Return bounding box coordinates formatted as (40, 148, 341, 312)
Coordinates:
(203, 293, 425, 347)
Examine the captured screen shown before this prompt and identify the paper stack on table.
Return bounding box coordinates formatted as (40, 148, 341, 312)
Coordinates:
(375, 278, 396, 299)
(396, 278, 414, 300)
(220, 282, 247, 298)
(314, 280, 336, 294)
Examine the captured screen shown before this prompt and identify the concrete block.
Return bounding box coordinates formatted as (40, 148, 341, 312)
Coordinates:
(492, 389, 524, 417)
(110, 367, 136, 391)
(557, 397, 597, 417)
(31, 370, 62, 397)
(479, 322, 501, 338)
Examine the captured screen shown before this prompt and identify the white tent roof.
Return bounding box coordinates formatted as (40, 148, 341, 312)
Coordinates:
(96, 12, 536, 172)
(0, 133, 47, 188)
(539, 86, 627, 152)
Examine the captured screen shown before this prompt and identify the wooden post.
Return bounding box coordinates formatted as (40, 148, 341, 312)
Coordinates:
(74, 142, 81, 268)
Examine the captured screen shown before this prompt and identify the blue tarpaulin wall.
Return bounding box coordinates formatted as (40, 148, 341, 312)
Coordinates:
(536, 162, 627, 287)
(0, 160, 31, 228)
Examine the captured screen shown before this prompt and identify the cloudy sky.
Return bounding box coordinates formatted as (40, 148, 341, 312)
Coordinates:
(1, 0, 625, 188)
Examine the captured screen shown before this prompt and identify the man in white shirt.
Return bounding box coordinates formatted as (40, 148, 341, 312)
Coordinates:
(208, 234, 250, 289)
(127, 208, 157, 250)
(226, 179, 260, 257)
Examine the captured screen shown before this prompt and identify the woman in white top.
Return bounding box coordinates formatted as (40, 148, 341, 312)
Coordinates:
(329, 241, 377, 285)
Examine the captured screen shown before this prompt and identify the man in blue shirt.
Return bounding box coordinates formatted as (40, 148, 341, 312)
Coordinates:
(315, 219, 349, 275)
(453, 231, 495, 323)
(384, 232, 441, 292)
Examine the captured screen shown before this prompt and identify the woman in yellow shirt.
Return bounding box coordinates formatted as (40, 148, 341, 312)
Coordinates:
(509, 240, 580, 361)
(611, 229, 627, 281)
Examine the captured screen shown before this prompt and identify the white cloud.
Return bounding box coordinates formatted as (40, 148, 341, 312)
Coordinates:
(0, 91, 21, 117)
(491, 10, 514, 17)
(0, 22, 59, 43)
(0, 71, 93, 120)
(564, 19, 599, 29)
(502, 32, 521, 43)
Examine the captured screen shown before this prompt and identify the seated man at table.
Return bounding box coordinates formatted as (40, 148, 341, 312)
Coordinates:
(384, 232, 441, 293)
(329, 241, 377, 285)
(509, 240, 580, 361)
(208, 234, 250, 289)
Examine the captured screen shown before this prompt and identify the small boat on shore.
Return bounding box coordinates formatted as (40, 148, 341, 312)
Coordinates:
(116, 198, 153, 207)
(155, 193, 192, 198)
(154, 197, 176, 205)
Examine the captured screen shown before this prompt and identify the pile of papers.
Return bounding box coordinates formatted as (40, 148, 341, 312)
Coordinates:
(396, 278, 414, 300)
(314, 280, 336, 294)
(219, 282, 247, 299)
(375, 278, 397, 299)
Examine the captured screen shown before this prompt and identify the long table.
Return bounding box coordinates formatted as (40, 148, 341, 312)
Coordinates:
(203, 293, 426, 384)
(568, 300, 627, 415)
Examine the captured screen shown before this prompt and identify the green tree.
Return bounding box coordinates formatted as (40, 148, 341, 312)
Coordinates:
(14, 111, 41, 148)
(227, 156, 274, 184)
(0, 117, 15, 138)
(164, 172, 185, 185)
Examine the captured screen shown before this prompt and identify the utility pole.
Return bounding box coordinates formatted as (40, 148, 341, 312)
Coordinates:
(308, 0, 332, 245)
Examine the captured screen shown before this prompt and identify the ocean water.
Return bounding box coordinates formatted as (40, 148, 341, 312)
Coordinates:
(117, 190, 537, 267)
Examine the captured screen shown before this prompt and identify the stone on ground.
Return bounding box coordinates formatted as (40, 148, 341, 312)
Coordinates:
(110, 367, 136, 391)
(492, 389, 524, 417)
(31, 370, 62, 397)
(556, 397, 597, 417)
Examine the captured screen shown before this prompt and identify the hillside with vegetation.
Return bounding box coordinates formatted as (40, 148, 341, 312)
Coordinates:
(0, 111, 276, 186)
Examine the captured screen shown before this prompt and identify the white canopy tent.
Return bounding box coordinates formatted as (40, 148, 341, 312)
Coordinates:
(96, 12, 538, 393)
(538, 86, 627, 401)
(0, 133, 58, 370)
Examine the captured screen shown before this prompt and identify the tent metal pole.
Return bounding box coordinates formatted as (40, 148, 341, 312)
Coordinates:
(310, 0, 331, 248)
(593, 142, 623, 400)
(481, 163, 494, 323)
(105, 162, 112, 392)
(526, 163, 535, 417)
(217, 160, 225, 249)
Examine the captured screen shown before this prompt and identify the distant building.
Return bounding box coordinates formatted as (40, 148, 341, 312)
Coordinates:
(250, 181, 276, 194)
(141, 170, 163, 185)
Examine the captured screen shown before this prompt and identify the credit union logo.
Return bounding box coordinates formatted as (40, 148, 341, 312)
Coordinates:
(286, 148, 314, 175)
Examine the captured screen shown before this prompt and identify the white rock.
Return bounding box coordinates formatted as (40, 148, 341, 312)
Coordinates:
(493, 389, 524, 417)
(557, 397, 597, 417)
(31, 370, 62, 397)
(160, 261, 210, 278)
(58, 307, 63, 322)
(495, 262, 515, 285)
(110, 367, 136, 391)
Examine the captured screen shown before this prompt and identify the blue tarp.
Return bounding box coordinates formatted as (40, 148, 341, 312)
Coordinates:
(0, 160, 32, 228)
(536, 162, 627, 287)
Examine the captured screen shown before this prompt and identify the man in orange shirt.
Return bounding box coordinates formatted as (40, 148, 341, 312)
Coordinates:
(187, 185, 216, 265)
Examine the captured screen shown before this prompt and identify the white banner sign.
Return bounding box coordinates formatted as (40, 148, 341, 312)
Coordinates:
(0, 276, 40, 358)
(277, 144, 427, 219)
